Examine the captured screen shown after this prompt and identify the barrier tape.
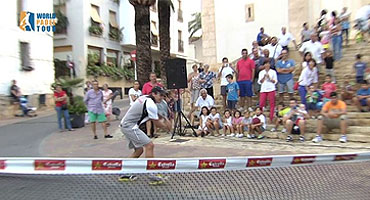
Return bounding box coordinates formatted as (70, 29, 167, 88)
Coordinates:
(0, 152, 369, 174)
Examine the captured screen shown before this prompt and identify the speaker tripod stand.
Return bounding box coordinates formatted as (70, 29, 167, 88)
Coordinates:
(171, 89, 197, 139)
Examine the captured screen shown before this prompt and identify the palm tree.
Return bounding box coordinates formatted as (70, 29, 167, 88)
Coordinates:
(158, 0, 174, 86)
(188, 12, 201, 38)
(129, 0, 156, 86)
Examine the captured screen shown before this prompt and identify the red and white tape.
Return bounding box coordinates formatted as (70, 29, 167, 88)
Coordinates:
(0, 152, 369, 174)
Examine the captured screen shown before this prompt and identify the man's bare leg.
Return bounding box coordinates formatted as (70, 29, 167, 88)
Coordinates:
(92, 122, 97, 137)
(102, 122, 108, 136)
(130, 147, 144, 158)
(144, 142, 154, 158)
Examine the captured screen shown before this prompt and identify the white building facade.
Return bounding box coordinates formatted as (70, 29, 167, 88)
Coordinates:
(53, 0, 124, 92)
(0, 0, 55, 118)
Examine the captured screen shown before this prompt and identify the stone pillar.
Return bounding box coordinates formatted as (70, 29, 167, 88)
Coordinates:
(288, 0, 310, 44)
(201, 0, 218, 71)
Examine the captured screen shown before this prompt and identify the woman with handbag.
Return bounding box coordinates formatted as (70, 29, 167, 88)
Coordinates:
(54, 84, 74, 132)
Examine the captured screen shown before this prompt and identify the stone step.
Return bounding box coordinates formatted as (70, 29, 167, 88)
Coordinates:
(264, 131, 370, 143)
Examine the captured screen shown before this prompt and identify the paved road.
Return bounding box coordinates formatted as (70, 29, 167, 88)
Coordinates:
(0, 99, 129, 157)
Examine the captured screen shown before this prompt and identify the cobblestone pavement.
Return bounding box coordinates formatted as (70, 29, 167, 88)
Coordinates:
(1, 161, 369, 200)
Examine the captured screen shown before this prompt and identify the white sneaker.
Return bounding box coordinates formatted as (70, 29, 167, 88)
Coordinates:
(271, 128, 277, 132)
(281, 128, 287, 133)
(339, 135, 347, 143)
(230, 133, 235, 137)
(312, 135, 322, 143)
(221, 134, 225, 137)
(238, 134, 244, 138)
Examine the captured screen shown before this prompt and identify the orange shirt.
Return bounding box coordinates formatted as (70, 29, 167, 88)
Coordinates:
(322, 100, 346, 113)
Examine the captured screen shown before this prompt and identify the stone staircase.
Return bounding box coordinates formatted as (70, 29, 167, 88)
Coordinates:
(181, 41, 370, 143)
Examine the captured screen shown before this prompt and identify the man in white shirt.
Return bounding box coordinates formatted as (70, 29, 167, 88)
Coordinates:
(263, 37, 283, 60)
(218, 57, 235, 108)
(299, 34, 325, 65)
(188, 89, 214, 125)
(278, 27, 298, 51)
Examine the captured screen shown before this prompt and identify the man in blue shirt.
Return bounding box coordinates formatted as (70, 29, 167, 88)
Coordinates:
(276, 50, 295, 103)
(257, 27, 269, 46)
(354, 54, 367, 84)
(226, 74, 240, 111)
(352, 81, 370, 112)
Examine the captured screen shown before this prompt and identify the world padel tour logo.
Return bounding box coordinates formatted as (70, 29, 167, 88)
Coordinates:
(19, 11, 56, 32)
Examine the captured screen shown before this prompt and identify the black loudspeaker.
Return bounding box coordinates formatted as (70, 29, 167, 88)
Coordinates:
(165, 58, 188, 89)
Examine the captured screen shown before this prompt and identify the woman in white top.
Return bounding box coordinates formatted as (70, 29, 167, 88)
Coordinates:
(128, 81, 142, 106)
(102, 84, 114, 125)
(301, 52, 313, 70)
(258, 59, 278, 122)
(298, 59, 319, 106)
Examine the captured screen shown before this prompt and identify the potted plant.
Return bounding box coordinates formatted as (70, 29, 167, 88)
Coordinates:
(68, 96, 87, 128)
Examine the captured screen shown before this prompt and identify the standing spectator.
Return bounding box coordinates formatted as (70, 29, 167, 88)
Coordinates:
(257, 27, 269, 46)
(263, 37, 283, 60)
(252, 48, 265, 99)
(301, 52, 313, 69)
(250, 41, 264, 58)
(258, 59, 278, 122)
(312, 92, 348, 143)
(298, 59, 319, 106)
(319, 25, 331, 49)
(340, 7, 351, 46)
(330, 19, 343, 61)
(102, 84, 114, 126)
(263, 49, 276, 70)
(54, 84, 74, 132)
(188, 64, 201, 112)
(128, 80, 142, 106)
(84, 81, 92, 94)
(299, 34, 325, 67)
(199, 64, 217, 98)
(352, 81, 370, 112)
(301, 23, 313, 43)
(9, 80, 22, 117)
(188, 89, 214, 126)
(276, 50, 295, 103)
(323, 50, 336, 82)
(354, 54, 367, 84)
(278, 27, 298, 51)
(329, 11, 338, 27)
(84, 80, 112, 139)
(321, 75, 337, 101)
(236, 49, 255, 110)
(317, 9, 328, 33)
(284, 98, 309, 142)
(226, 74, 240, 111)
(218, 57, 236, 108)
(142, 72, 163, 95)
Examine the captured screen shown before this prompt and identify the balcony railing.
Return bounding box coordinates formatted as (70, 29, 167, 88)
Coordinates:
(177, 9, 183, 22)
(178, 40, 184, 52)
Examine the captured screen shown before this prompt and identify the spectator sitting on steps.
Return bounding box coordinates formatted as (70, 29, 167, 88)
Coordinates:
(352, 81, 370, 112)
(312, 92, 348, 143)
(188, 89, 214, 127)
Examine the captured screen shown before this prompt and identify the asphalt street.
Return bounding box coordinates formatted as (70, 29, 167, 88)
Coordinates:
(0, 99, 129, 157)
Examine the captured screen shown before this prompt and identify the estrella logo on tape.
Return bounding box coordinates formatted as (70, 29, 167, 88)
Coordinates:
(247, 158, 273, 167)
(334, 154, 357, 161)
(19, 11, 56, 32)
(35, 160, 65, 170)
(291, 156, 316, 164)
(147, 160, 176, 170)
(0, 160, 5, 170)
(92, 160, 122, 170)
(198, 159, 226, 169)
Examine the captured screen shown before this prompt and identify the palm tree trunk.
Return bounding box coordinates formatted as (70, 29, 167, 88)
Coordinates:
(158, 0, 171, 87)
(134, 4, 152, 87)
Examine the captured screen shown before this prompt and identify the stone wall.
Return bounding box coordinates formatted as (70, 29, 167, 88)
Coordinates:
(201, 0, 218, 71)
